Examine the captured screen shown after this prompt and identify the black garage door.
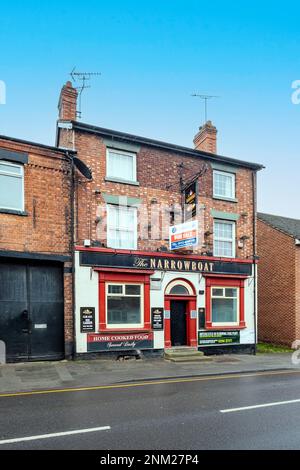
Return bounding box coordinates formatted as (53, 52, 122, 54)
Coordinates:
(0, 261, 64, 362)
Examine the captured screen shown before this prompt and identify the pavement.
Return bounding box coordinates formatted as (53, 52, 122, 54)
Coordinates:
(0, 352, 297, 394)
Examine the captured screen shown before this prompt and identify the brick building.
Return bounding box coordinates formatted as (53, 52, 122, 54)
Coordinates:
(57, 81, 264, 356)
(0, 136, 74, 361)
(257, 213, 300, 347)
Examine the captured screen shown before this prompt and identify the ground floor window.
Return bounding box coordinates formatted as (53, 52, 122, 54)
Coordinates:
(211, 286, 239, 325)
(205, 277, 246, 329)
(106, 283, 143, 328)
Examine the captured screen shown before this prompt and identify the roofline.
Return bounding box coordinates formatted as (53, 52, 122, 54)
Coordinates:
(69, 120, 265, 171)
(0, 134, 76, 156)
(257, 212, 298, 240)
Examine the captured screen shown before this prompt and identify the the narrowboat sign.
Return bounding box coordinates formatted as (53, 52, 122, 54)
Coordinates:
(80, 251, 252, 276)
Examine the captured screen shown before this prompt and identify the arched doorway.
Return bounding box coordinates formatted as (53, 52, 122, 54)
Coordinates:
(164, 279, 197, 349)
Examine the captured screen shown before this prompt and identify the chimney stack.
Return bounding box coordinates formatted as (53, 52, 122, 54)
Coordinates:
(193, 120, 217, 154)
(58, 81, 78, 121)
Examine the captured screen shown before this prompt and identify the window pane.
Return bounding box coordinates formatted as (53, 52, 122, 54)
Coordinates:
(214, 240, 233, 257)
(107, 151, 135, 181)
(212, 288, 223, 297)
(0, 163, 22, 175)
(169, 285, 189, 295)
(107, 297, 141, 324)
(108, 285, 123, 294)
(212, 298, 237, 323)
(107, 205, 137, 250)
(0, 174, 23, 210)
(225, 288, 237, 298)
(214, 172, 234, 198)
(125, 285, 141, 295)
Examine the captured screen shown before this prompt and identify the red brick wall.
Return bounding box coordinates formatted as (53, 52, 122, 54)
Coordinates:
(257, 219, 296, 346)
(0, 138, 73, 349)
(61, 129, 255, 260)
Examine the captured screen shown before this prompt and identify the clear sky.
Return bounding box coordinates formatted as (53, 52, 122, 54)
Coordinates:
(0, 0, 299, 217)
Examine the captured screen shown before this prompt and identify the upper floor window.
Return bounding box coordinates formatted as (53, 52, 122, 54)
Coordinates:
(213, 220, 235, 258)
(213, 170, 235, 200)
(106, 149, 137, 183)
(107, 204, 137, 250)
(0, 162, 24, 211)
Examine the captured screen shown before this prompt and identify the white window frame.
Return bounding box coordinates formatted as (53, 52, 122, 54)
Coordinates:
(213, 220, 236, 258)
(0, 161, 24, 211)
(107, 204, 137, 250)
(106, 148, 137, 183)
(213, 170, 236, 200)
(106, 282, 144, 329)
(211, 286, 239, 327)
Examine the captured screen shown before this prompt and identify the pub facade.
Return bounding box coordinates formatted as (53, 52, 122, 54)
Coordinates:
(57, 81, 264, 356)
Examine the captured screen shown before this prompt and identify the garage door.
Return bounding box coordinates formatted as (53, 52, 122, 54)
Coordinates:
(0, 261, 64, 362)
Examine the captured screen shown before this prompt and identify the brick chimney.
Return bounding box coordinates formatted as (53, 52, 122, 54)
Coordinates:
(58, 81, 78, 121)
(193, 120, 217, 154)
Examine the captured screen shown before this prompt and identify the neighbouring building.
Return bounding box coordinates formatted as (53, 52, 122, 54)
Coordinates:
(57, 81, 264, 357)
(0, 135, 74, 362)
(258, 212, 300, 347)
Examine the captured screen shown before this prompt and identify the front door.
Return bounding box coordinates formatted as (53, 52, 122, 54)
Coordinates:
(0, 261, 64, 362)
(170, 300, 187, 346)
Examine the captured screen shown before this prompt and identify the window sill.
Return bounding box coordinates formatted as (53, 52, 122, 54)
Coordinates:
(99, 328, 150, 333)
(213, 196, 238, 203)
(105, 177, 140, 186)
(0, 208, 28, 216)
(204, 325, 246, 331)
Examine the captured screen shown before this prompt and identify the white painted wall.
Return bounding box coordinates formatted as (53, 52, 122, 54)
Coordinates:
(74, 252, 256, 353)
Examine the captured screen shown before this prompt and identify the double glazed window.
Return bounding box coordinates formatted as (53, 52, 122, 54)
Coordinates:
(0, 162, 24, 211)
(213, 220, 235, 258)
(211, 287, 239, 325)
(107, 204, 137, 250)
(213, 170, 235, 200)
(106, 149, 137, 183)
(106, 283, 143, 328)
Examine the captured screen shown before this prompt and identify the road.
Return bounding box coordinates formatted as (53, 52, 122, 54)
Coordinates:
(1, 370, 300, 450)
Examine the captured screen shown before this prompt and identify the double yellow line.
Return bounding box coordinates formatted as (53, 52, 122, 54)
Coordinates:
(0, 369, 299, 399)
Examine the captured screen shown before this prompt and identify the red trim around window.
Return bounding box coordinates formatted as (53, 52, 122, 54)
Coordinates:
(98, 271, 152, 332)
(205, 277, 246, 330)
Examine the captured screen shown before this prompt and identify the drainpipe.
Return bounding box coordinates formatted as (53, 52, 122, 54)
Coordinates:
(252, 170, 258, 355)
(66, 151, 76, 360)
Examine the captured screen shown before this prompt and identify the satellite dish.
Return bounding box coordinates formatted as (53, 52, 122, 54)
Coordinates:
(73, 157, 93, 180)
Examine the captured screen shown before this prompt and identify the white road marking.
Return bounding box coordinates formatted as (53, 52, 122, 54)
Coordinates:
(220, 398, 300, 413)
(0, 426, 111, 445)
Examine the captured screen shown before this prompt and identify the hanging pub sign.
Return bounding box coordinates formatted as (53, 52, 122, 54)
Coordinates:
(80, 307, 96, 333)
(151, 308, 164, 330)
(87, 332, 154, 352)
(184, 181, 197, 221)
(198, 330, 240, 346)
(169, 220, 198, 251)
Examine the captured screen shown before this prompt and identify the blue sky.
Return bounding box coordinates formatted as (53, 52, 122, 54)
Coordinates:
(0, 0, 299, 217)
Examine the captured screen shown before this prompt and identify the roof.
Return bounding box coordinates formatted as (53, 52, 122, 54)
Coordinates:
(258, 212, 300, 239)
(0, 134, 76, 155)
(69, 120, 264, 171)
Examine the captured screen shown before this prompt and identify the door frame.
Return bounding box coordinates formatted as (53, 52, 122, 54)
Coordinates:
(164, 279, 197, 348)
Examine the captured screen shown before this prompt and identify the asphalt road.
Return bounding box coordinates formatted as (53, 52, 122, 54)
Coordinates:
(1, 370, 300, 450)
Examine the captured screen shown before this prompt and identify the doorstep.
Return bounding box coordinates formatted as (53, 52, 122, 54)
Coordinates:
(164, 347, 213, 363)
